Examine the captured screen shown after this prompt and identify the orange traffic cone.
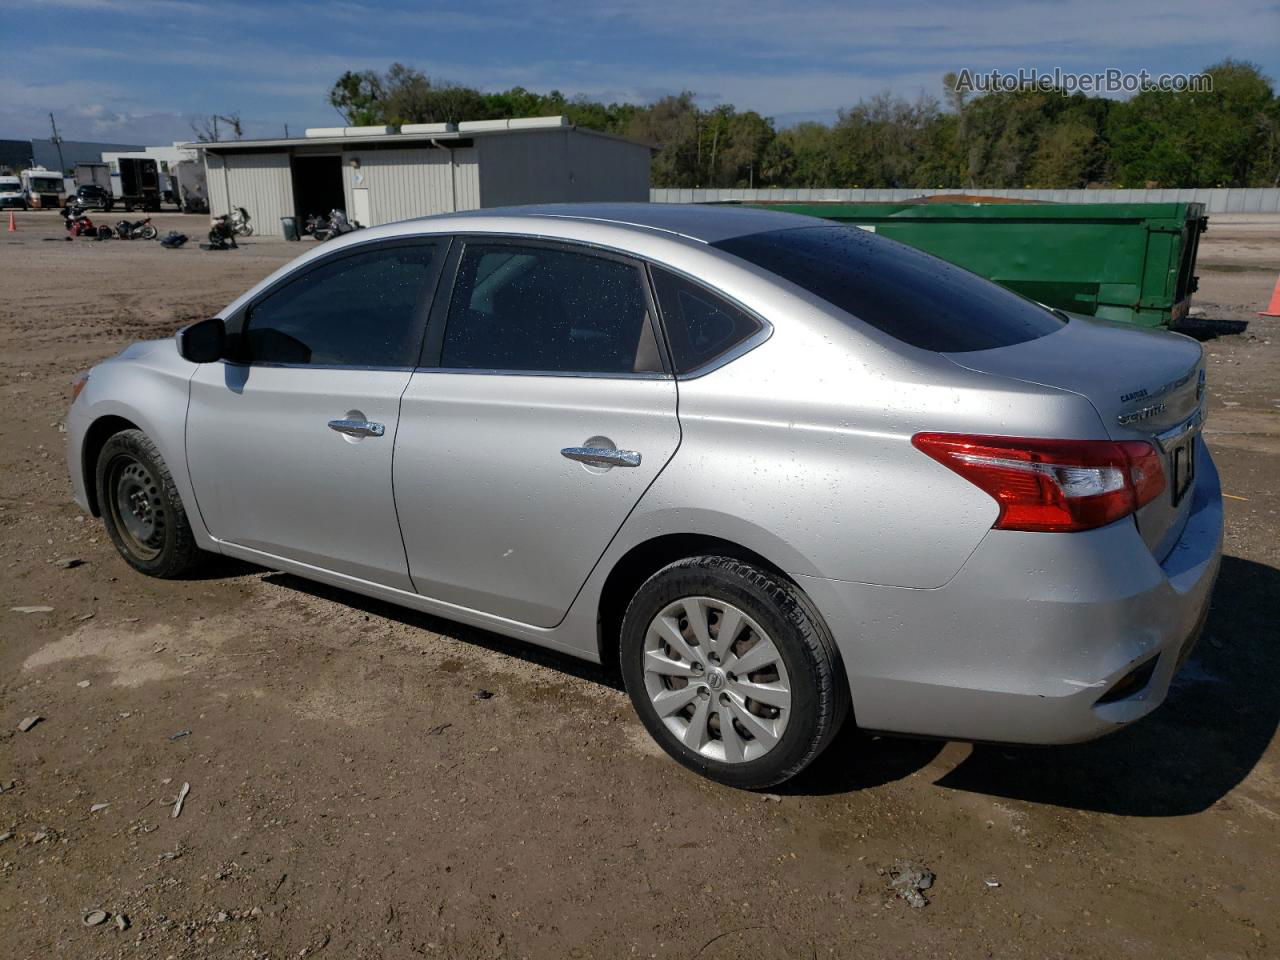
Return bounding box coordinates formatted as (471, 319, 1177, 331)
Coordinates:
(6, 211, 14, 233)
(1261, 273, 1280, 318)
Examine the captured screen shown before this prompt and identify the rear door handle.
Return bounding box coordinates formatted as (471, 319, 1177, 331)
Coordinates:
(328, 418, 385, 438)
(561, 446, 642, 468)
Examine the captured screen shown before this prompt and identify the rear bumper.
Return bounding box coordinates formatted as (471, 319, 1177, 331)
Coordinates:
(799, 438, 1224, 744)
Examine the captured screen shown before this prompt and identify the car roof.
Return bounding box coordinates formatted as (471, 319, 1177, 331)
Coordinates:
(430, 202, 822, 244)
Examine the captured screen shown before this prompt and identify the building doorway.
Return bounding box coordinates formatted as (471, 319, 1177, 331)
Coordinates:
(291, 155, 344, 222)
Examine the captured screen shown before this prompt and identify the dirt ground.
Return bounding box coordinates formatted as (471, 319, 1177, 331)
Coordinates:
(1, 209, 1278, 960)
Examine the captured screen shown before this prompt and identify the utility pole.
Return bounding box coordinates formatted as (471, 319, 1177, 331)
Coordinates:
(284, 123, 290, 138)
(213, 115, 219, 141)
(49, 113, 66, 174)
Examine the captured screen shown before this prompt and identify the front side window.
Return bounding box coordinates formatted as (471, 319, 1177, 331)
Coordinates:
(713, 226, 1066, 353)
(241, 243, 439, 367)
(440, 242, 662, 374)
(651, 268, 763, 373)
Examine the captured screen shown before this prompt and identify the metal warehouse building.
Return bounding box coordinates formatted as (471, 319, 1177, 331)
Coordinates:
(189, 116, 651, 237)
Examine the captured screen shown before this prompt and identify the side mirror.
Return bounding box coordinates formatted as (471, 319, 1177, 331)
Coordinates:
(177, 317, 225, 363)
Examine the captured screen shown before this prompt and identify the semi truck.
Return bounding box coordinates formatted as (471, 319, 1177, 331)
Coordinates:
(116, 157, 162, 211)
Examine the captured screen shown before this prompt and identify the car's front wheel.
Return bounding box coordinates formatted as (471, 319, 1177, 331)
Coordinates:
(95, 429, 202, 578)
(620, 556, 849, 789)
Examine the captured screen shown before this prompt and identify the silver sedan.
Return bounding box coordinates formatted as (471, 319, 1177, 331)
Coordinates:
(66, 204, 1223, 788)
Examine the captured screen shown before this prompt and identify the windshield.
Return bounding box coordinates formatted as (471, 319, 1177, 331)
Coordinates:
(712, 225, 1066, 353)
(30, 177, 62, 192)
(0, 180, 20, 192)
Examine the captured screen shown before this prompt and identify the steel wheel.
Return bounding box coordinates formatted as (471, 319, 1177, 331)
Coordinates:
(642, 596, 792, 764)
(105, 454, 167, 561)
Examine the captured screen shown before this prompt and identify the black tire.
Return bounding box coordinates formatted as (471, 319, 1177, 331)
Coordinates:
(140, 225, 158, 240)
(95, 429, 202, 578)
(619, 556, 849, 789)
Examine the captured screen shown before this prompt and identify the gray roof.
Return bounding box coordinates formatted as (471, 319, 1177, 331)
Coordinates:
(449, 203, 821, 243)
(183, 125, 650, 153)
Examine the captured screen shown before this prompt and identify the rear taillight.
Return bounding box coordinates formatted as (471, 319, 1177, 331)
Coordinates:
(911, 433, 1165, 533)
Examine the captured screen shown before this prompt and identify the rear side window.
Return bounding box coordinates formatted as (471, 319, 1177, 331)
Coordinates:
(651, 268, 763, 374)
(441, 243, 662, 374)
(243, 243, 439, 366)
(713, 226, 1065, 352)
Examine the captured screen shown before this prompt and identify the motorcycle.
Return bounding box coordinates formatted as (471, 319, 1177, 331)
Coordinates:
(208, 213, 239, 249)
(228, 206, 253, 236)
(302, 212, 327, 238)
(311, 208, 362, 242)
(115, 216, 158, 240)
(63, 203, 113, 240)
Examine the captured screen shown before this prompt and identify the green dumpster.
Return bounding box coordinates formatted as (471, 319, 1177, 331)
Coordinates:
(745, 202, 1207, 328)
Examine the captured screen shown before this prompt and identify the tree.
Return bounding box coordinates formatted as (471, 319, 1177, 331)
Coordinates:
(1028, 121, 1100, 187)
(626, 93, 701, 187)
(329, 71, 386, 125)
(321, 60, 1278, 189)
(1107, 60, 1275, 186)
(190, 113, 243, 142)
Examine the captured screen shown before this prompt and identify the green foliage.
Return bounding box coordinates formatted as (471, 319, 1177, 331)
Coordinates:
(329, 61, 1278, 188)
(1107, 60, 1277, 187)
(328, 71, 385, 127)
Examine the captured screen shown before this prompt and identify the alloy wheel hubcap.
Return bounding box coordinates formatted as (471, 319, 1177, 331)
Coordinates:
(642, 596, 791, 764)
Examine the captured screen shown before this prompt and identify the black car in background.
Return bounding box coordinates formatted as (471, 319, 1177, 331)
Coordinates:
(72, 184, 114, 212)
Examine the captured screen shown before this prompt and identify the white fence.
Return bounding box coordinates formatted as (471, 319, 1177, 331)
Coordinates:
(649, 187, 1280, 213)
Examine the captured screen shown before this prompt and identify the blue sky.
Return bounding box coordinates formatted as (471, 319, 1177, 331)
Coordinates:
(5, 0, 1278, 144)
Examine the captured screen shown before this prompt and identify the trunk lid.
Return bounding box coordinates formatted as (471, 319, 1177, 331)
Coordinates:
(945, 316, 1204, 559)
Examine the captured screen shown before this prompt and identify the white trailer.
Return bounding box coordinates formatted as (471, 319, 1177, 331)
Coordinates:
(74, 162, 112, 192)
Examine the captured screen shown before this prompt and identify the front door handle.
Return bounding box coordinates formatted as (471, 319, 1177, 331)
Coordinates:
(561, 446, 642, 468)
(328, 418, 385, 438)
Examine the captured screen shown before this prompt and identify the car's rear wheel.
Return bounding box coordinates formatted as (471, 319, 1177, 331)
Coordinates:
(620, 556, 849, 789)
(96, 430, 202, 578)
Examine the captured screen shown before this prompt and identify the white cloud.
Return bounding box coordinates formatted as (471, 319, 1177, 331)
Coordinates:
(6, 0, 1277, 142)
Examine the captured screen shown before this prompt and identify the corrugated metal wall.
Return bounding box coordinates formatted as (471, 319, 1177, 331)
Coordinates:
(201, 130, 649, 236)
(207, 152, 293, 234)
(650, 186, 1280, 213)
(205, 152, 229, 216)
(566, 134, 650, 202)
(476, 131, 649, 206)
(339, 146, 480, 226)
(476, 131, 568, 206)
